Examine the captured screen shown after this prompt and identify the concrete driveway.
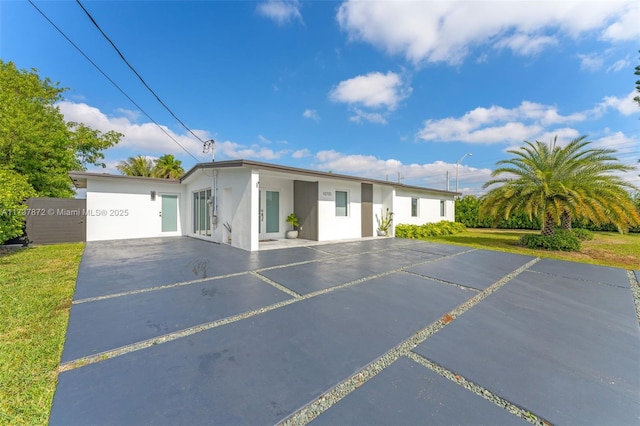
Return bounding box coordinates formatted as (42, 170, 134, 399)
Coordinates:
(50, 237, 640, 425)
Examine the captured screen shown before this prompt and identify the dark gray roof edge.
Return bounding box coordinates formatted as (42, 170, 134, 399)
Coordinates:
(69, 171, 180, 188)
(181, 159, 460, 196)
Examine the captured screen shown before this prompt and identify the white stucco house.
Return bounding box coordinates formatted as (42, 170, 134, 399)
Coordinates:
(69, 159, 459, 251)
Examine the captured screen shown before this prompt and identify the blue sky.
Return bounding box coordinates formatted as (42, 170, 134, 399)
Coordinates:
(2, 0, 639, 194)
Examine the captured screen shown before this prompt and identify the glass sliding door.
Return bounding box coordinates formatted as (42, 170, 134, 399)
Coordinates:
(193, 189, 212, 236)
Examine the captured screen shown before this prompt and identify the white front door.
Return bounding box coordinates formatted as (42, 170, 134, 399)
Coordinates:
(259, 189, 280, 240)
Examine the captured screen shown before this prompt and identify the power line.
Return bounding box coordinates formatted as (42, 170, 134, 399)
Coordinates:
(75, 0, 207, 146)
(27, 0, 201, 163)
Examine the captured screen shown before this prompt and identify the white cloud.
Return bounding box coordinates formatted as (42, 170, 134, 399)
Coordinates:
(494, 33, 557, 56)
(418, 101, 590, 144)
(58, 101, 207, 158)
(313, 149, 492, 190)
(349, 108, 388, 125)
(329, 71, 410, 124)
(607, 58, 629, 72)
(58, 101, 292, 163)
(577, 53, 604, 71)
(599, 90, 640, 116)
(217, 141, 287, 160)
(337, 0, 636, 65)
(302, 109, 319, 121)
(292, 148, 311, 158)
(257, 134, 272, 144)
(256, 0, 302, 25)
(601, 1, 640, 41)
(329, 71, 409, 110)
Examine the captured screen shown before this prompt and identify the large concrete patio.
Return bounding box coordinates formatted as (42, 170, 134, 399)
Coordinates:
(50, 237, 640, 425)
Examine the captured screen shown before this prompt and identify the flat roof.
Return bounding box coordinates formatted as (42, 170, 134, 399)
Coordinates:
(69, 160, 459, 196)
(69, 171, 180, 189)
(181, 159, 459, 196)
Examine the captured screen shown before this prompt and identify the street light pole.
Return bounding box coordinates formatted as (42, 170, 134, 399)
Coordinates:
(455, 153, 472, 194)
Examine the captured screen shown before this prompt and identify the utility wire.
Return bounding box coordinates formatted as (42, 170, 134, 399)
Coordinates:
(28, 0, 201, 162)
(75, 0, 207, 145)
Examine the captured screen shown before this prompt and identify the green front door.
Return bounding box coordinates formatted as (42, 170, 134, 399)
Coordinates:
(161, 194, 178, 232)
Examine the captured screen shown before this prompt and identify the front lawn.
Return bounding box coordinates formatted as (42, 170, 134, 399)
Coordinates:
(411, 228, 640, 270)
(0, 243, 83, 425)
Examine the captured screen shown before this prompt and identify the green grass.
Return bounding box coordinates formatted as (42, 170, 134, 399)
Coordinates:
(0, 243, 83, 425)
(410, 228, 640, 270)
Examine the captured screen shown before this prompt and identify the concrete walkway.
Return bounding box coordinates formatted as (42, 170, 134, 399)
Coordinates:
(50, 237, 640, 425)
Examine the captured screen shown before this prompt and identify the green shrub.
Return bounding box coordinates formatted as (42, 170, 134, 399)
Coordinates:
(519, 230, 581, 251)
(396, 221, 466, 239)
(456, 194, 639, 233)
(571, 228, 594, 241)
(0, 169, 36, 244)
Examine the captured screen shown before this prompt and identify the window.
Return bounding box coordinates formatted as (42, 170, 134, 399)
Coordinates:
(440, 200, 446, 217)
(335, 190, 348, 216)
(411, 197, 418, 217)
(193, 189, 212, 236)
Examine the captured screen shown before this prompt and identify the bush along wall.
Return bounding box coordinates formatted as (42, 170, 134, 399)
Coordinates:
(455, 195, 640, 233)
(395, 221, 466, 239)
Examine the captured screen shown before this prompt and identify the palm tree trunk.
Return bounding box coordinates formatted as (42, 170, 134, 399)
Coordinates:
(542, 213, 555, 236)
(561, 210, 572, 230)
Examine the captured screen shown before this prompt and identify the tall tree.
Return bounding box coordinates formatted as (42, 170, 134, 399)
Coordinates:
(152, 154, 184, 179)
(481, 136, 639, 235)
(0, 60, 122, 197)
(116, 155, 155, 177)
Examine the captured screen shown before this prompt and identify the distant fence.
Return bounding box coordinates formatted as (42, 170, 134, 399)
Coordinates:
(22, 198, 87, 244)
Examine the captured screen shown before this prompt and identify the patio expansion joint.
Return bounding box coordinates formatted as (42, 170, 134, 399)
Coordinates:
(58, 247, 475, 373)
(72, 243, 458, 305)
(627, 270, 640, 328)
(250, 271, 303, 298)
(279, 257, 543, 426)
(71, 270, 251, 304)
(528, 269, 630, 290)
(405, 352, 550, 426)
(402, 269, 482, 292)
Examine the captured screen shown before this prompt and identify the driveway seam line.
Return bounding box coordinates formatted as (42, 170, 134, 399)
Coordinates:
(278, 257, 541, 426)
(401, 270, 482, 292)
(528, 269, 630, 289)
(406, 352, 549, 425)
(72, 271, 251, 304)
(626, 270, 640, 327)
(72, 247, 424, 304)
(251, 271, 302, 298)
(59, 249, 474, 372)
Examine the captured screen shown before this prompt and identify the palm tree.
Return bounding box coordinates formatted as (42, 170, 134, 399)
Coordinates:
(152, 154, 184, 179)
(116, 155, 154, 177)
(481, 136, 639, 236)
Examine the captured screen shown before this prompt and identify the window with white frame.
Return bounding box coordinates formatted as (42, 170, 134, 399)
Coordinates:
(440, 200, 446, 217)
(411, 197, 418, 217)
(335, 190, 348, 216)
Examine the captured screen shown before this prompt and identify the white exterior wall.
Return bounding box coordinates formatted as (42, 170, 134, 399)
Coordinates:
(81, 165, 456, 249)
(317, 179, 362, 241)
(85, 178, 184, 241)
(393, 191, 455, 227)
(183, 168, 255, 251)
